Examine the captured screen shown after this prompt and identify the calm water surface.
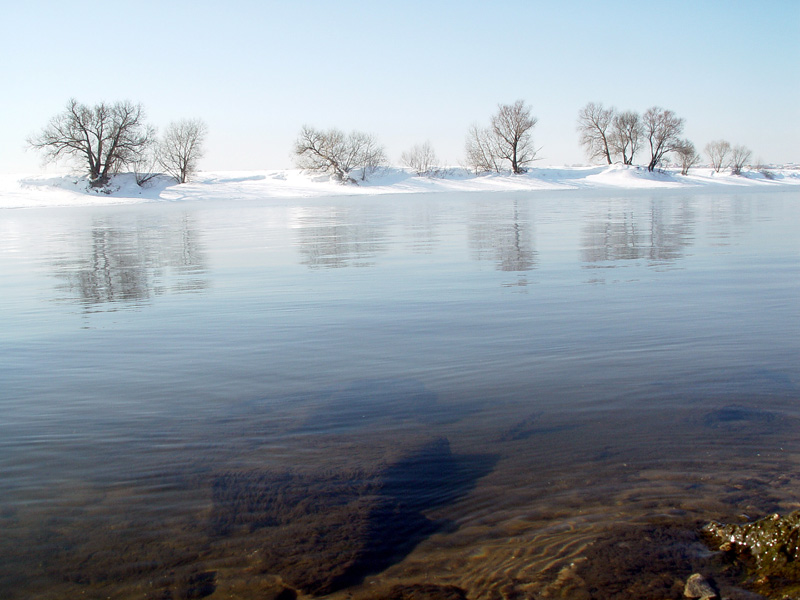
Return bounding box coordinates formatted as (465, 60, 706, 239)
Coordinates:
(1, 189, 799, 599)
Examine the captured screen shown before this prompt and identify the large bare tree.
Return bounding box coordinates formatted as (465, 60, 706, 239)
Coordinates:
(28, 98, 154, 186)
(609, 110, 642, 165)
(293, 125, 386, 183)
(158, 118, 208, 184)
(491, 100, 538, 174)
(705, 140, 731, 173)
(576, 102, 615, 164)
(643, 106, 685, 172)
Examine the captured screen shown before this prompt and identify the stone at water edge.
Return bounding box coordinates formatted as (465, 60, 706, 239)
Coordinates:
(683, 573, 717, 599)
(703, 510, 800, 575)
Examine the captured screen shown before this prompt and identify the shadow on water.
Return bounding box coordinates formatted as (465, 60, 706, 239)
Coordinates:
(209, 438, 497, 596)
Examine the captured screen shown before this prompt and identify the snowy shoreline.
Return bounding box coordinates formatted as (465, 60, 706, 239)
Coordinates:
(2, 164, 799, 209)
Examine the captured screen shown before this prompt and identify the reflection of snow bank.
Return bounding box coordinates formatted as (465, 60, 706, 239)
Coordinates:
(3, 165, 799, 209)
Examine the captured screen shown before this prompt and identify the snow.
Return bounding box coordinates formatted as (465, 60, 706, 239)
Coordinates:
(1, 165, 798, 209)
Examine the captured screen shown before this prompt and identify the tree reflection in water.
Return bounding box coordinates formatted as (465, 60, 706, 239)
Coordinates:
(293, 205, 389, 269)
(581, 197, 696, 266)
(50, 213, 208, 309)
(469, 199, 537, 273)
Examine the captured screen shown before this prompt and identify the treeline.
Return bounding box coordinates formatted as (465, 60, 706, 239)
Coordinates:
(30, 97, 757, 187)
(293, 100, 540, 182)
(575, 101, 753, 176)
(28, 99, 207, 187)
(295, 99, 756, 182)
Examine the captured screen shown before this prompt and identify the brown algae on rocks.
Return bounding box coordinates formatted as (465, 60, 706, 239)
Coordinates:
(704, 510, 800, 596)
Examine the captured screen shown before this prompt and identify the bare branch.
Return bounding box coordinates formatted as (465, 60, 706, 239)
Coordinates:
(643, 106, 685, 172)
(401, 141, 441, 177)
(730, 144, 752, 175)
(576, 102, 615, 164)
(28, 98, 154, 186)
(464, 123, 501, 175)
(490, 100, 538, 174)
(609, 110, 642, 165)
(293, 126, 386, 183)
(158, 118, 208, 183)
(705, 140, 731, 173)
(673, 139, 700, 175)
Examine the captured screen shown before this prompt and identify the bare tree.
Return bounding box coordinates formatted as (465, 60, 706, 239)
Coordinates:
(755, 157, 775, 180)
(293, 125, 386, 183)
(643, 106, 685, 172)
(28, 98, 154, 186)
(131, 138, 161, 187)
(352, 131, 387, 181)
(705, 140, 731, 173)
(577, 102, 615, 164)
(674, 139, 700, 175)
(609, 110, 642, 165)
(491, 100, 538, 174)
(158, 118, 207, 184)
(464, 123, 501, 174)
(401, 141, 440, 176)
(730, 144, 752, 175)
(294, 126, 347, 181)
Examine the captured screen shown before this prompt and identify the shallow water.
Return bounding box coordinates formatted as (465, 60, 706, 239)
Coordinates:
(1, 188, 799, 599)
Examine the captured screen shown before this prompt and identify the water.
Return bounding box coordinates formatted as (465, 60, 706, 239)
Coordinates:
(1, 189, 798, 599)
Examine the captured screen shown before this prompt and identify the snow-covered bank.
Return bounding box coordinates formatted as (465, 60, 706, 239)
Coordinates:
(2, 165, 799, 209)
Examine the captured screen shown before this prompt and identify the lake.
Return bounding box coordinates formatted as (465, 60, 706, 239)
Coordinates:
(1, 188, 799, 599)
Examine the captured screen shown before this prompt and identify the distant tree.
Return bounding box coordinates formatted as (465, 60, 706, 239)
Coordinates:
(755, 157, 775, 180)
(730, 144, 752, 175)
(293, 125, 386, 183)
(576, 102, 615, 164)
(674, 139, 700, 175)
(643, 106, 685, 171)
(464, 123, 501, 174)
(705, 140, 731, 173)
(28, 98, 154, 186)
(464, 100, 538, 175)
(158, 118, 207, 184)
(609, 110, 642, 165)
(401, 141, 440, 176)
(491, 100, 538, 174)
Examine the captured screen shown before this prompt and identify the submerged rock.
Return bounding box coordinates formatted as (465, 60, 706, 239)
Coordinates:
(703, 510, 800, 596)
(209, 438, 495, 596)
(683, 573, 716, 599)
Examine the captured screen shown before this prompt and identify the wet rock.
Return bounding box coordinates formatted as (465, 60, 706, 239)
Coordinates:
(684, 573, 716, 598)
(703, 510, 800, 597)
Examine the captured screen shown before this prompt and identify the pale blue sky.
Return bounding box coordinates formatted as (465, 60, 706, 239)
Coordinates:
(2, 0, 798, 173)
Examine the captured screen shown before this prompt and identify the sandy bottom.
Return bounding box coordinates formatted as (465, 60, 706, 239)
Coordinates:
(2, 394, 798, 600)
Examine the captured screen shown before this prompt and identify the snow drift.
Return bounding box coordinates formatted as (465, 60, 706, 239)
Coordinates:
(2, 165, 798, 209)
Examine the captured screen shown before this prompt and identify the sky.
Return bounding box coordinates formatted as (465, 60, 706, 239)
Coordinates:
(2, 0, 798, 174)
